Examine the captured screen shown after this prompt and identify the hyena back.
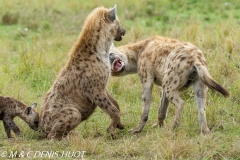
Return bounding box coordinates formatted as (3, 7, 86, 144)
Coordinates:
(39, 5, 125, 140)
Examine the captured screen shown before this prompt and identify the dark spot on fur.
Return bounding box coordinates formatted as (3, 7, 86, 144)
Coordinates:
(174, 81, 177, 84)
(93, 46, 97, 52)
(170, 97, 173, 100)
(180, 57, 186, 61)
(96, 34, 100, 41)
(96, 57, 100, 62)
(97, 27, 101, 33)
(143, 116, 148, 122)
(167, 64, 171, 69)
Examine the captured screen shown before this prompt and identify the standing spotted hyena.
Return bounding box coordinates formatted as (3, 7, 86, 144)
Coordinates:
(109, 35, 229, 134)
(39, 5, 126, 140)
(0, 96, 38, 138)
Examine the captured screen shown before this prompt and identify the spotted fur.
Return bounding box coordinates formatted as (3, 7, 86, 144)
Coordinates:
(39, 5, 126, 140)
(0, 96, 38, 138)
(109, 35, 229, 134)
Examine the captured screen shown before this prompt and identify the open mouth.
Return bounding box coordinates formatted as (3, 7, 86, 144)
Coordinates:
(111, 58, 124, 72)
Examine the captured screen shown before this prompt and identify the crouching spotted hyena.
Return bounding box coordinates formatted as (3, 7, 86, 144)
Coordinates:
(39, 5, 126, 140)
(109, 35, 229, 134)
(0, 96, 38, 138)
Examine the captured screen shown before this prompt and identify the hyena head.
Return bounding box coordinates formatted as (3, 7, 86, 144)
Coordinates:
(22, 103, 39, 131)
(105, 4, 125, 41)
(109, 43, 127, 75)
(89, 5, 125, 41)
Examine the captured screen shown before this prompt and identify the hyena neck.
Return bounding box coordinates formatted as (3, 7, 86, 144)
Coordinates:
(72, 21, 113, 65)
(124, 39, 149, 60)
(119, 39, 150, 74)
(17, 103, 27, 119)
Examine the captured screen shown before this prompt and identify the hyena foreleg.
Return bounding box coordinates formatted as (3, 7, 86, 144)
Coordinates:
(94, 91, 124, 139)
(106, 92, 125, 129)
(129, 78, 153, 133)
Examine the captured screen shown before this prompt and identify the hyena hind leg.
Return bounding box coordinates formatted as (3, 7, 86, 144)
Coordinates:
(193, 78, 210, 134)
(47, 106, 81, 140)
(3, 121, 12, 138)
(165, 90, 184, 129)
(158, 90, 170, 127)
(3, 115, 22, 138)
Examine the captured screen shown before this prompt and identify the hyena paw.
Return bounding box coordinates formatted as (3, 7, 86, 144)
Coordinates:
(107, 126, 117, 139)
(151, 123, 158, 128)
(152, 120, 165, 128)
(129, 126, 143, 134)
(202, 128, 211, 135)
(172, 121, 180, 130)
(117, 122, 125, 130)
(159, 120, 165, 127)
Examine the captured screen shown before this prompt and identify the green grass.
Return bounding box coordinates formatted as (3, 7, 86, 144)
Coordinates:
(0, 0, 240, 159)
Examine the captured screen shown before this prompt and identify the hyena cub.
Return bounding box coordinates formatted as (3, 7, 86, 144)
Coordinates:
(109, 36, 229, 134)
(39, 5, 126, 140)
(0, 96, 38, 138)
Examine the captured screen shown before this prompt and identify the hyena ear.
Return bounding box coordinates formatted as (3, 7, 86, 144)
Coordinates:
(30, 103, 37, 108)
(107, 4, 117, 22)
(24, 107, 32, 115)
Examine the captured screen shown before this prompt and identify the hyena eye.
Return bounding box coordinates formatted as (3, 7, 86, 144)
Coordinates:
(34, 121, 38, 125)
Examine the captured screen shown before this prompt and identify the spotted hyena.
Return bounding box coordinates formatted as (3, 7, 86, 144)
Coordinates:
(39, 5, 126, 140)
(109, 35, 229, 134)
(0, 96, 38, 138)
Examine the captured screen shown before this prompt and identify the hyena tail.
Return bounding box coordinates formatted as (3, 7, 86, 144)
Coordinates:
(194, 64, 230, 97)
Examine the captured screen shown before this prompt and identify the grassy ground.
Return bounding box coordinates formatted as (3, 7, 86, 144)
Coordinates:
(0, 0, 240, 159)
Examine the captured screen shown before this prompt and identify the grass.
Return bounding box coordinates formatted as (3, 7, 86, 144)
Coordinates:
(0, 0, 240, 159)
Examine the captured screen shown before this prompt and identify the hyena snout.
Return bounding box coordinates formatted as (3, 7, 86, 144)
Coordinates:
(24, 103, 39, 131)
(114, 27, 126, 41)
(109, 52, 125, 73)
